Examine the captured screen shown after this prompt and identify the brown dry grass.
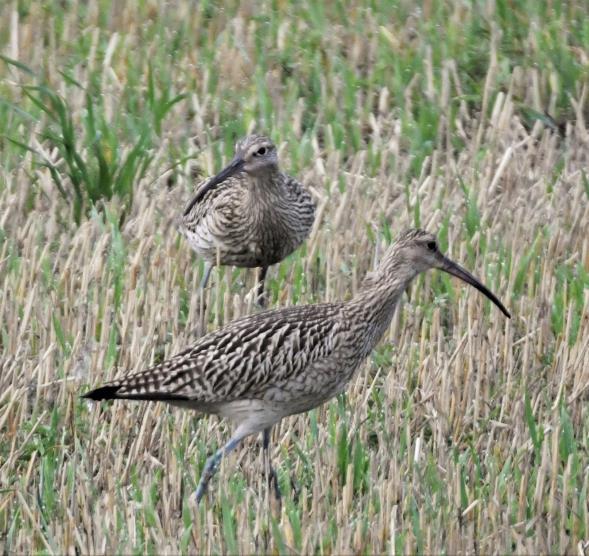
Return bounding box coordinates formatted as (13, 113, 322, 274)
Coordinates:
(1, 1, 588, 554)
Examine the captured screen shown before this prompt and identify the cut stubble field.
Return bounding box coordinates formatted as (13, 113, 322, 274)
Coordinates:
(1, 1, 588, 553)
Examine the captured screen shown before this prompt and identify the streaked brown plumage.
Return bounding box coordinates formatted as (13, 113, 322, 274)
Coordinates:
(83, 229, 511, 503)
(178, 134, 315, 304)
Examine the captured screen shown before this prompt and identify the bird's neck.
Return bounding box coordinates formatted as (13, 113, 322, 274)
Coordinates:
(249, 166, 282, 189)
(344, 254, 419, 348)
(246, 169, 287, 210)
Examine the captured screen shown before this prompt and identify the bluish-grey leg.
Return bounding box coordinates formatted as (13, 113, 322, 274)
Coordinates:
(263, 427, 281, 502)
(196, 262, 213, 334)
(193, 433, 243, 504)
(200, 262, 213, 291)
(256, 266, 269, 308)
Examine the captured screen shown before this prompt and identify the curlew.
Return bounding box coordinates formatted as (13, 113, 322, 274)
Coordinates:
(178, 134, 316, 306)
(83, 229, 510, 503)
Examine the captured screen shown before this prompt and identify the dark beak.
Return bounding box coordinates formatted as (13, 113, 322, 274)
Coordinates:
(438, 255, 511, 318)
(183, 156, 245, 216)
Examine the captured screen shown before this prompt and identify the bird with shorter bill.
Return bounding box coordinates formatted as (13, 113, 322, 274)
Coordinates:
(178, 134, 316, 306)
(83, 229, 510, 504)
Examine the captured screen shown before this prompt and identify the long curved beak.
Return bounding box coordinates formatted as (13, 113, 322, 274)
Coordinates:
(183, 156, 245, 216)
(438, 255, 511, 318)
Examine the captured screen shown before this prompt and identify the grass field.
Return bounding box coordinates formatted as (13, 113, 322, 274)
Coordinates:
(1, 0, 589, 553)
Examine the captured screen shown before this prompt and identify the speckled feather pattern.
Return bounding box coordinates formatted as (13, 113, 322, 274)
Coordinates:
(83, 229, 511, 503)
(178, 170, 315, 268)
(84, 237, 417, 426)
(84, 230, 508, 436)
(95, 304, 346, 398)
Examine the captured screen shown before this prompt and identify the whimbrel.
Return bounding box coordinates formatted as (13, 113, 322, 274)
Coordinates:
(178, 134, 316, 306)
(83, 229, 510, 503)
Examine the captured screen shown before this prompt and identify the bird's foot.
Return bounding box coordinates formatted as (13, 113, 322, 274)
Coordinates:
(191, 451, 222, 505)
(192, 482, 207, 505)
(268, 467, 281, 502)
(266, 466, 282, 516)
(290, 475, 300, 505)
(256, 294, 267, 310)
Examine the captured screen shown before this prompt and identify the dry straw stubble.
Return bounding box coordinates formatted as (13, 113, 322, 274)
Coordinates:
(1, 1, 589, 553)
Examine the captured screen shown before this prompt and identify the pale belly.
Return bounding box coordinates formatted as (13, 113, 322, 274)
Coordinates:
(180, 211, 304, 268)
(168, 398, 288, 436)
(181, 223, 299, 267)
(181, 225, 262, 267)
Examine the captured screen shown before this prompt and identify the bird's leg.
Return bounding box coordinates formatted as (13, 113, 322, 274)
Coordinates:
(197, 262, 213, 333)
(263, 427, 281, 502)
(404, 283, 412, 302)
(200, 262, 213, 291)
(193, 432, 243, 504)
(256, 266, 269, 308)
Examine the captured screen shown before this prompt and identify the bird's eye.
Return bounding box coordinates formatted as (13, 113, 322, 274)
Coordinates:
(426, 240, 437, 251)
(257, 146, 267, 156)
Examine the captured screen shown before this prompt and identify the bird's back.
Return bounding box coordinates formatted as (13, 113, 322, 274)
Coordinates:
(84, 303, 349, 409)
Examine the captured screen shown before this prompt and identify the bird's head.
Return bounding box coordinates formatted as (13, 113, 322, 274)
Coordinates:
(380, 228, 511, 318)
(207, 135, 278, 185)
(182, 134, 279, 215)
(233, 135, 278, 175)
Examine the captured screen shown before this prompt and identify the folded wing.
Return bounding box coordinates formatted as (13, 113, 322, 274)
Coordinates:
(83, 304, 342, 404)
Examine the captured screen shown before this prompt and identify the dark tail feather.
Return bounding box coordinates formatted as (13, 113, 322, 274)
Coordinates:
(82, 384, 192, 403)
(82, 384, 121, 400)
